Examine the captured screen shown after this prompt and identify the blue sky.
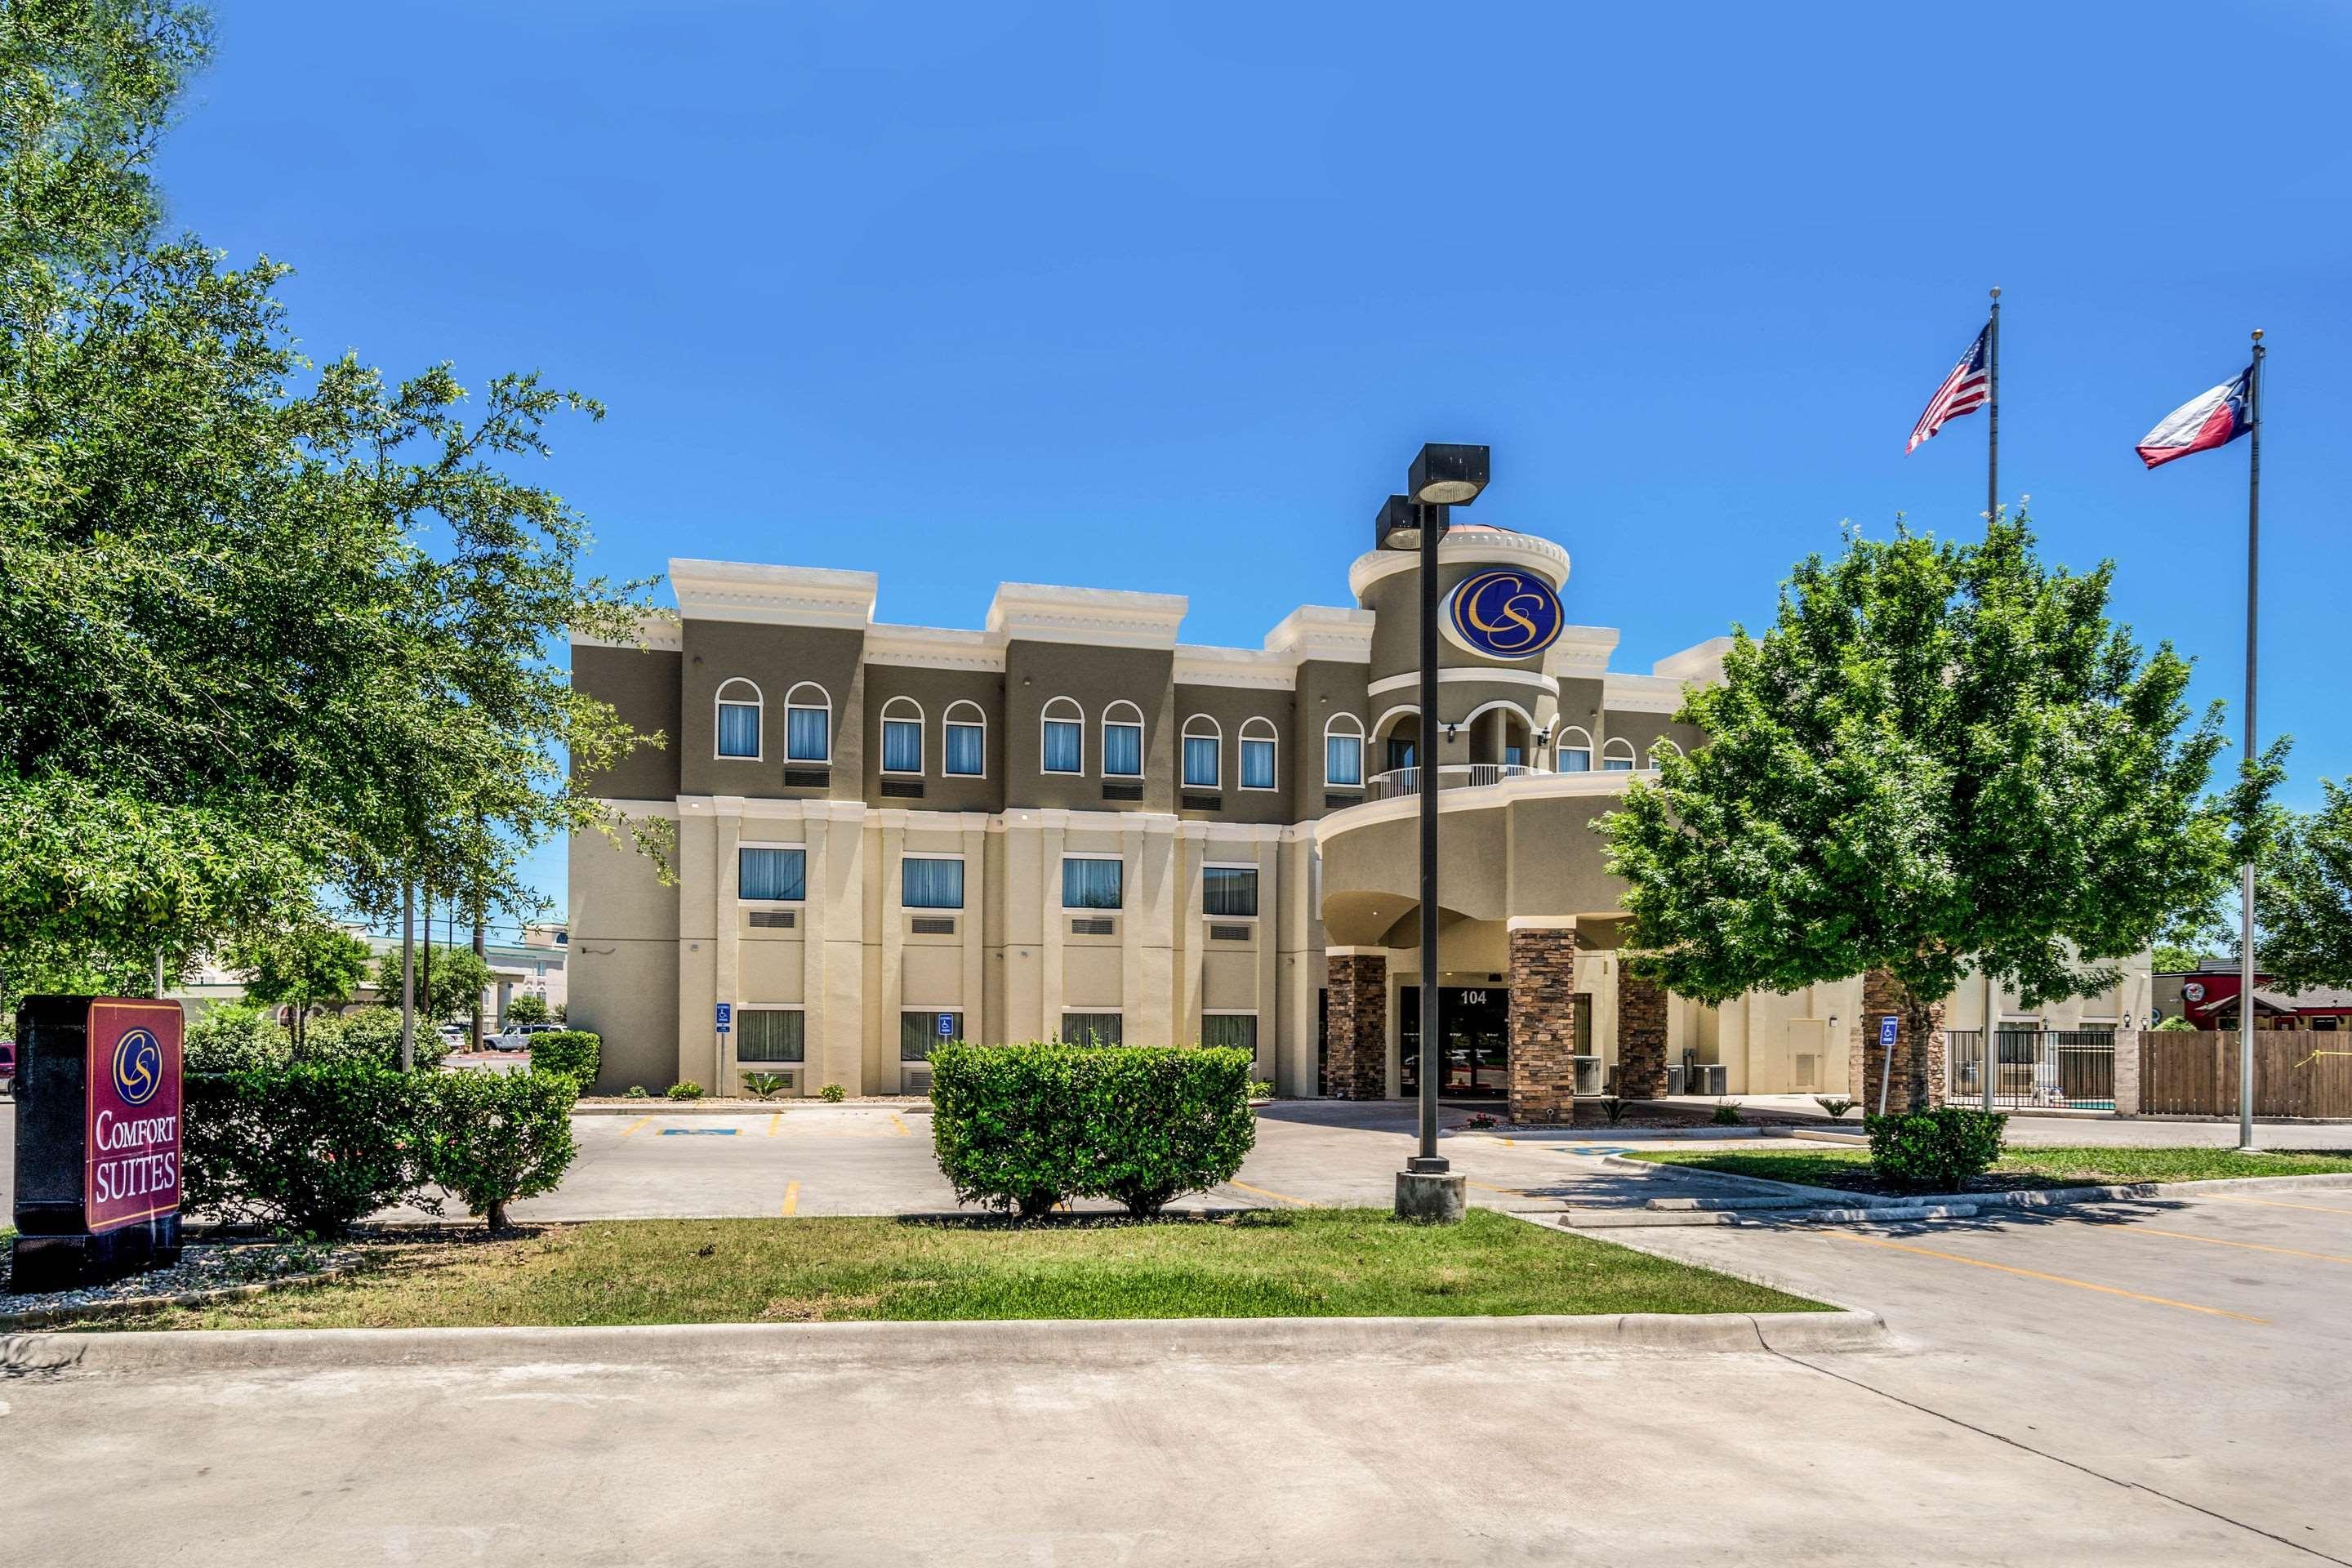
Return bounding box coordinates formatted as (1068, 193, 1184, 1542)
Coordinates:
(159, 2, 2350, 926)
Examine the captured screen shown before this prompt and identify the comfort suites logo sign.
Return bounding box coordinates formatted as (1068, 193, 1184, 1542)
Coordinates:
(1442, 570, 1564, 662)
(86, 999, 183, 1232)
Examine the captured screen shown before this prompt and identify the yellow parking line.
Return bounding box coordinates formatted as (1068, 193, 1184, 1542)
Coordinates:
(780, 1182, 800, 1217)
(1227, 1179, 1312, 1207)
(1466, 1179, 1536, 1197)
(619, 1116, 652, 1138)
(2194, 1193, 2352, 1218)
(889, 1114, 911, 1138)
(2127, 1227, 2352, 1267)
(1825, 1232, 2268, 1324)
(768, 1113, 780, 1137)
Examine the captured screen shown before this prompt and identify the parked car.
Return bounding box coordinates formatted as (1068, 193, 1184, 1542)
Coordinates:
(487, 1021, 564, 1054)
(0, 1036, 14, 1091)
(436, 1022, 471, 1052)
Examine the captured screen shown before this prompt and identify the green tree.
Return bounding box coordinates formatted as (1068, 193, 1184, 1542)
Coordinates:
(0, 2, 669, 1016)
(231, 915, 371, 1051)
(502, 992, 550, 1026)
(1602, 515, 2228, 1111)
(371, 942, 492, 1025)
(2261, 782, 2352, 991)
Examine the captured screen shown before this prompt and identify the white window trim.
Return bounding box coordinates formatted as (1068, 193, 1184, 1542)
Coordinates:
(735, 840, 808, 906)
(1324, 713, 1366, 788)
(1061, 850, 1125, 911)
(784, 682, 833, 764)
(1647, 737, 1683, 762)
(1102, 700, 1145, 779)
(1554, 725, 1595, 772)
(1601, 737, 1638, 768)
(1202, 859, 1261, 921)
(899, 850, 968, 911)
(714, 678, 764, 762)
(942, 700, 988, 779)
(1040, 696, 1085, 775)
(1181, 715, 1223, 789)
(879, 695, 925, 776)
(1237, 717, 1279, 791)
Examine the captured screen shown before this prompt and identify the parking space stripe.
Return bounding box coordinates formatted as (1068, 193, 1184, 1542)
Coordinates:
(889, 1115, 911, 1138)
(2124, 1227, 2352, 1267)
(780, 1182, 800, 1217)
(1466, 1179, 1539, 1198)
(619, 1116, 652, 1138)
(1226, 1179, 1312, 1207)
(768, 1113, 780, 1137)
(1825, 1232, 2270, 1324)
(2192, 1193, 2352, 1218)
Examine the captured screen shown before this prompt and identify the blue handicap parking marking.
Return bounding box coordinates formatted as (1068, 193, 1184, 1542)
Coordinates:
(660, 1127, 740, 1136)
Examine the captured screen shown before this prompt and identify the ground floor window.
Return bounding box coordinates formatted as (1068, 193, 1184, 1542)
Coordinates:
(737, 1008, 804, 1062)
(1061, 1011, 1123, 1045)
(1201, 1013, 1257, 1054)
(902, 1010, 962, 1061)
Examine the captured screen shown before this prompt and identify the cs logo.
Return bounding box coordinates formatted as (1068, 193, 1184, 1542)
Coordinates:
(113, 1027, 164, 1107)
(1442, 571, 1565, 662)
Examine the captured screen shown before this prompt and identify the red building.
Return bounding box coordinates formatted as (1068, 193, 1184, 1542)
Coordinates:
(2154, 961, 2352, 1032)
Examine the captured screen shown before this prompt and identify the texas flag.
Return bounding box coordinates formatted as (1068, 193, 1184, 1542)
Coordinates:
(2136, 367, 2254, 469)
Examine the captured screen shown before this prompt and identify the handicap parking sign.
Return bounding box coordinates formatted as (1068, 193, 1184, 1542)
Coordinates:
(1878, 1015, 1899, 1047)
(715, 1002, 733, 1034)
(936, 1013, 955, 1038)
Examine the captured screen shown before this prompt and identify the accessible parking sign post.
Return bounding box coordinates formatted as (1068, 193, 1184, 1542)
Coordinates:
(10, 996, 185, 1293)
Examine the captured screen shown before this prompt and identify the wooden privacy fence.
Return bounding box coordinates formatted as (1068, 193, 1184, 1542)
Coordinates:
(2137, 1031, 2352, 1119)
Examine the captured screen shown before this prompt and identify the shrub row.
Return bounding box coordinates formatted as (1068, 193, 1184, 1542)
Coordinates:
(1864, 1106, 2007, 1192)
(185, 1004, 449, 1074)
(185, 1064, 579, 1235)
(929, 1043, 1256, 1218)
(525, 1029, 600, 1085)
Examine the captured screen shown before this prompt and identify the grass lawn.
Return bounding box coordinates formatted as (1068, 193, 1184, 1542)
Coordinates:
(97, 1209, 1826, 1330)
(1627, 1145, 2352, 1196)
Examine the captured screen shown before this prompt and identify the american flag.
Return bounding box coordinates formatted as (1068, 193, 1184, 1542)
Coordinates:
(1905, 323, 1991, 454)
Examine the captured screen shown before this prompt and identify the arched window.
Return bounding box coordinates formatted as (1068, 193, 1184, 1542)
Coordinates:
(1324, 713, 1365, 788)
(1040, 697, 1084, 774)
(1102, 700, 1144, 778)
(1374, 707, 1421, 773)
(1181, 715, 1222, 789)
(1554, 725, 1593, 773)
(785, 684, 831, 763)
(1239, 717, 1279, 791)
(1647, 737, 1682, 767)
(943, 700, 987, 777)
(880, 696, 924, 775)
(1601, 737, 1637, 772)
(715, 679, 763, 760)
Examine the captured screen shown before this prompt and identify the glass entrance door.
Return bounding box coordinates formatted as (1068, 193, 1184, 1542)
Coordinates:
(1399, 987, 1511, 1098)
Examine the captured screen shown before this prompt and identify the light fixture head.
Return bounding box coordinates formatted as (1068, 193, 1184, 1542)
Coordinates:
(1409, 443, 1490, 506)
(1374, 492, 1441, 552)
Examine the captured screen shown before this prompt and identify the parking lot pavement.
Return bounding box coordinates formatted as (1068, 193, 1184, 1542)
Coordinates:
(1617, 1191, 2352, 1562)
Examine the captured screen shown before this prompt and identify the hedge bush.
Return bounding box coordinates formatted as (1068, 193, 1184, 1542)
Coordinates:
(929, 1043, 1256, 1218)
(184, 1004, 292, 1074)
(423, 1070, 579, 1230)
(1865, 1106, 2007, 1192)
(184, 1065, 432, 1236)
(527, 1029, 601, 1085)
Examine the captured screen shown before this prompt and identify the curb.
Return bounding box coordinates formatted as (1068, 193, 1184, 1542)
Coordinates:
(1563, 1204, 1979, 1229)
(0, 1258, 374, 1330)
(1598, 1154, 2352, 1214)
(0, 1307, 1891, 1377)
(1597, 1153, 1886, 1207)
(572, 1102, 933, 1118)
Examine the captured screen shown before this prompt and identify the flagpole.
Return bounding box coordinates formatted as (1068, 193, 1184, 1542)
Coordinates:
(1986, 286, 2001, 523)
(2238, 327, 2265, 1152)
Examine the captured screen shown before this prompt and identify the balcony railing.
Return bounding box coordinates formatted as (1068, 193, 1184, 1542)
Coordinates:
(1364, 763, 1539, 802)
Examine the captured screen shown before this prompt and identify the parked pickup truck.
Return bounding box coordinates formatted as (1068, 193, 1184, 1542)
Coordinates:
(486, 1021, 564, 1054)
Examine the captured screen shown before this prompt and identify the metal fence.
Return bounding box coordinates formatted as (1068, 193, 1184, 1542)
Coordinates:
(1946, 1028, 2117, 1111)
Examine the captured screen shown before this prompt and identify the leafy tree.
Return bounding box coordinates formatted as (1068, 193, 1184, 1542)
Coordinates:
(231, 915, 371, 1050)
(0, 1, 669, 1018)
(370, 942, 492, 1025)
(1603, 515, 2228, 1111)
(2261, 782, 2352, 991)
(502, 992, 550, 1026)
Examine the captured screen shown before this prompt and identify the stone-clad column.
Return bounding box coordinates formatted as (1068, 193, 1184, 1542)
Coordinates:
(1851, 968, 1946, 1111)
(1324, 949, 1388, 1100)
(1615, 967, 1668, 1100)
(1508, 919, 1580, 1123)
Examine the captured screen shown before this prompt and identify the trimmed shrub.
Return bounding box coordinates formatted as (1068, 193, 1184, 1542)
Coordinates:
(929, 1043, 1257, 1218)
(1865, 1106, 2007, 1192)
(305, 1006, 445, 1071)
(819, 1081, 847, 1102)
(667, 1080, 704, 1100)
(528, 1029, 602, 1085)
(423, 1070, 580, 1230)
(183, 1064, 430, 1236)
(184, 1004, 292, 1074)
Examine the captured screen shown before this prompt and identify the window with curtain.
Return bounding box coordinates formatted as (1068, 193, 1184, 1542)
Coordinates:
(786, 695, 830, 762)
(902, 1011, 961, 1062)
(1060, 1013, 1123, 1045)
(1041, 702, 1083, 773)
(1201, 1013, 1258, 1054)
(1557, 732, 1592, 772)
(716, 686, 761, 758)
(737, 1009, 804, 1062)
(1204, 866, 1258, 917)
(1182, 731, 1219, 788)
(738, 846, 805, 902)
(1326, 730, 1363, 786)
(1601, 740, 1636, 772)
(881, 717, 922, 773)
(1240, 734, 1276, 790)
(902, 857, 964, 909)
(1062, 857, 1122, 909)
(1103, 709, 1143, 777)
(944, 711, 985, 775)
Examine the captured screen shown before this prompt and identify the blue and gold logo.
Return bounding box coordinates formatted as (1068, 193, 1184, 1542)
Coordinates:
(113, 1027, 163, 1107)
(1442, 570, 1564, 662)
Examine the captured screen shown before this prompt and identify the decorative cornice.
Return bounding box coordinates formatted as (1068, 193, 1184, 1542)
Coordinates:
(1365, 667, 1557, 697)
(1544, 626, 1621, 679)
(1346, 524, 1573, 603)
(986, 581, 1187, 650)
(1263, 604, 1375, 666)
(1601, 673, 1688, 715)
(1313, 768, 1646, 847)
(572, 613, 683, 653)
(1174, 644, 1297, 691)
(863, 622, 1008, 673)
(670, 559, 879, 630)
(1650, 636, 1733, 685)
